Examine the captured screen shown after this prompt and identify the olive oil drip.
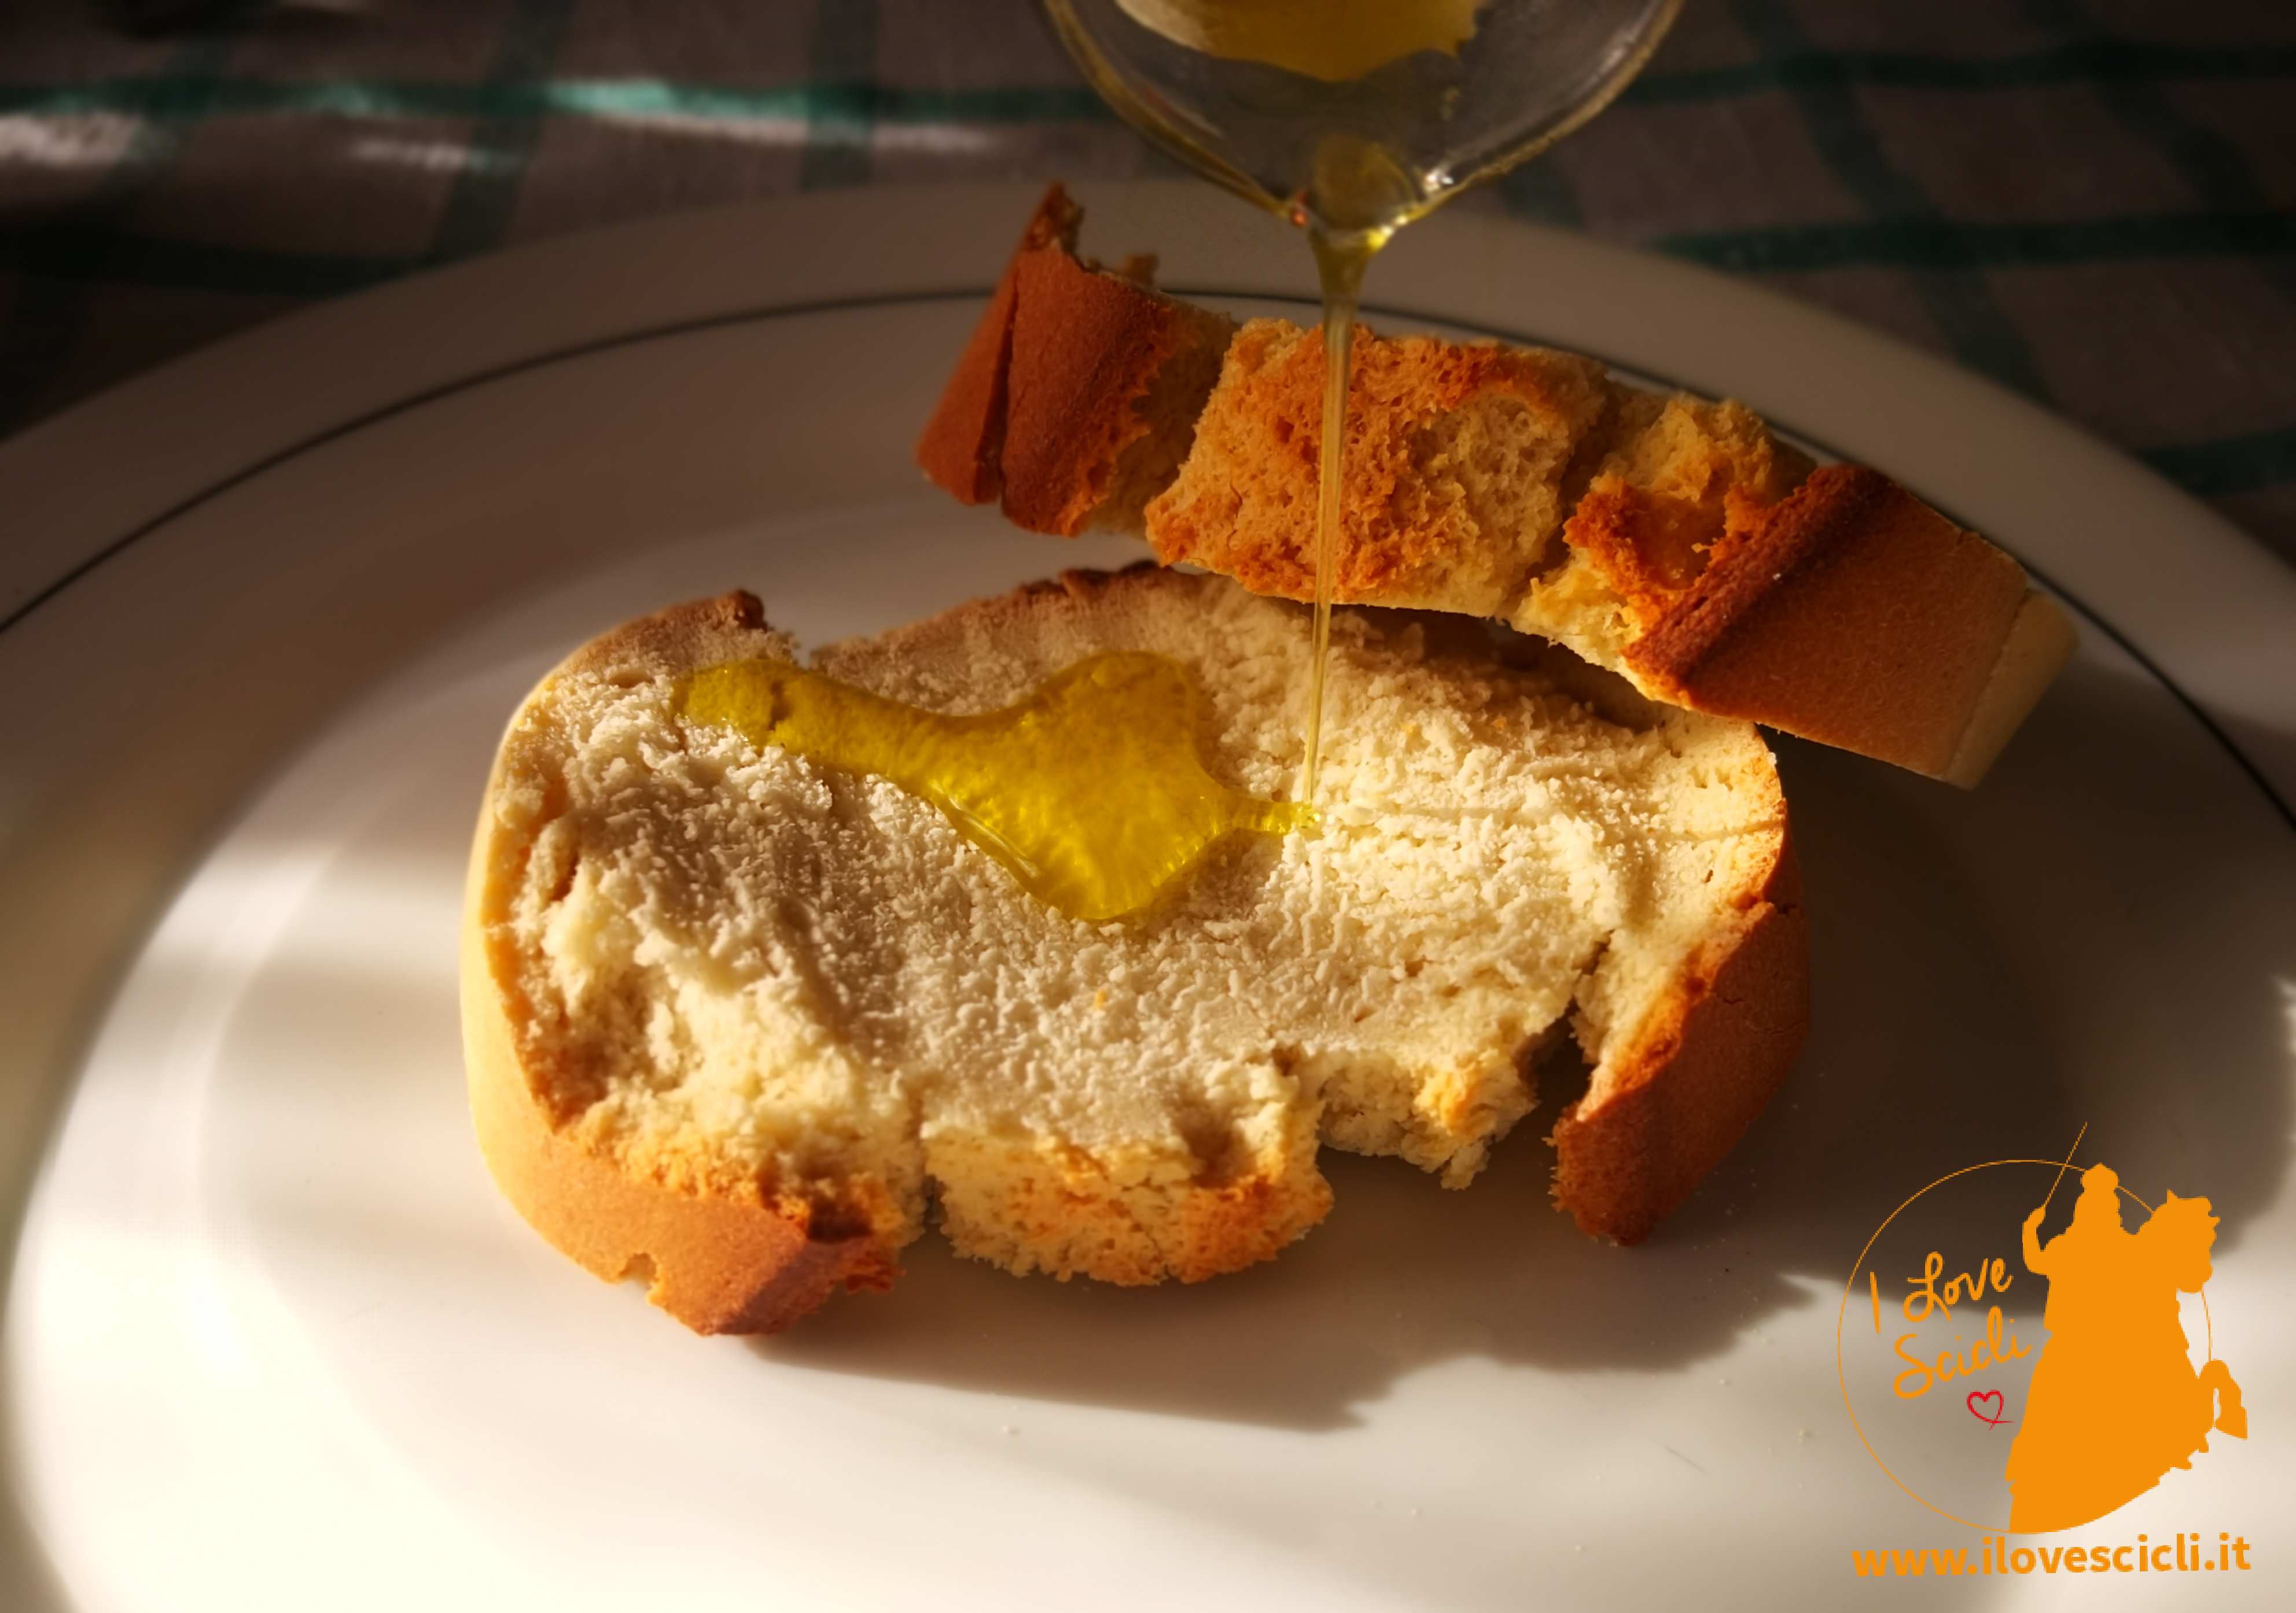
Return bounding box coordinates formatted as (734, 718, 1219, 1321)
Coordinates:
(677, 653, 1312, 924)
(1300, 237, 1363, 810)
(1297, 134, 1419, 801)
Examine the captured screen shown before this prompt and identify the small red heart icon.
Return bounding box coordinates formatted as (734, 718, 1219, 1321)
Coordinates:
(1967, 1390, 2010, 1427)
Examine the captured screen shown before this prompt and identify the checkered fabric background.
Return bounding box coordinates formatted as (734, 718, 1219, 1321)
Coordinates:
(3, 0, 2292, 566)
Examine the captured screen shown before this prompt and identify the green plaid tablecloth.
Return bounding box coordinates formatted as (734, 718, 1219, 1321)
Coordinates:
(3, 0, 2291, 566)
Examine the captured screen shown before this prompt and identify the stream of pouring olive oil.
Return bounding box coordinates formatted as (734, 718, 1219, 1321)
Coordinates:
(1295, 141, 1428, 801)
(680, 2, 1679, 922)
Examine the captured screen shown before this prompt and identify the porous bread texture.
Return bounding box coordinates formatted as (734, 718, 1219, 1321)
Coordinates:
(916, 183, 1235, 536)
(1142, 319, 1616, 616)
(1145, 315, 1818, 673)
(465, 569, 1804, 1333)
(1145, 318, 1809, 637)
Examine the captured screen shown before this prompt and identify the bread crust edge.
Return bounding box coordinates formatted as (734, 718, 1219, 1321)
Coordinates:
(1551, 828, 1809, 1243)
(1622, 465, 2066, 783)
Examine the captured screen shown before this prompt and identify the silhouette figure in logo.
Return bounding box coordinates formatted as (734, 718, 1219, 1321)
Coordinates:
(2005, 1165, 2247, 1533)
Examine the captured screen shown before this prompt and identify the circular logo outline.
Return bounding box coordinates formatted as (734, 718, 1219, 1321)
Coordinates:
(1835, 1158, 2212, 1531)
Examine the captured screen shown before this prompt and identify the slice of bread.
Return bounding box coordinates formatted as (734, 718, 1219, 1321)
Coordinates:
(922, 187, 2075, 786)
(463, 568, 1805, 1334)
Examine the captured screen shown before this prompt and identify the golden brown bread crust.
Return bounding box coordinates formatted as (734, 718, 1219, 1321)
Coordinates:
(915, 184, 1197, 536)
(1551, 830, 1806, 1243)
(1622, 466, 2032, 779)
(1001, 235, 1183, 535)
(912, 223, 1030, 505)
(915, 185, 1087, 513)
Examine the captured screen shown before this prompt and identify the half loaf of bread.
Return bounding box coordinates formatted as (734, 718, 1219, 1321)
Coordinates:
(919, 186, 2075, 787)
(463, 568, 1805, 1333)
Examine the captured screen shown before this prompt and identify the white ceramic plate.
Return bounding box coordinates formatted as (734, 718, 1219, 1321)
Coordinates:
(2, 182, 2292, 1612)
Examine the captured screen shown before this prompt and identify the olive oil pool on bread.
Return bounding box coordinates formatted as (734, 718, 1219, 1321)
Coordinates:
(678, 654, 1310, 923)
(1042, 0, 1684, 800)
